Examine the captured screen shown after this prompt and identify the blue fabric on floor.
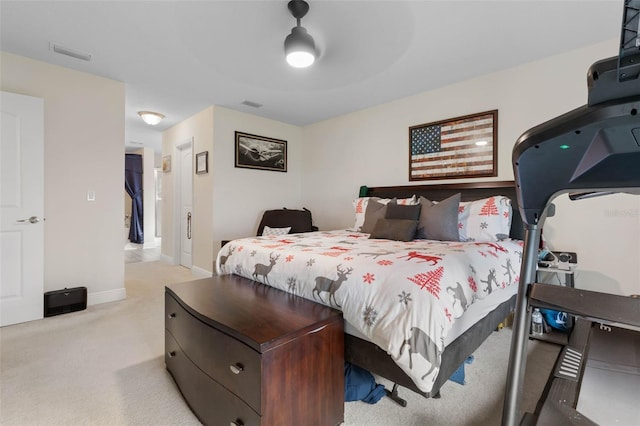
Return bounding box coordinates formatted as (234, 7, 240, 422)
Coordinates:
(449, 355, 474, 385)
(346, 355, 474, 403)
(344, 363, 386, 404)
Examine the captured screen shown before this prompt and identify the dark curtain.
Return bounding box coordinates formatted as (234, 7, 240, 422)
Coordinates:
(125, 154, 144, 244)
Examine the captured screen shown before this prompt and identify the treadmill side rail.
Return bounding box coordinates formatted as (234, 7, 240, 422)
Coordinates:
(530, 283, 640, 328)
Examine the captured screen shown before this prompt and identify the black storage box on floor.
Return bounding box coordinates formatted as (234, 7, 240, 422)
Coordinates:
(44, 287, 87, 317)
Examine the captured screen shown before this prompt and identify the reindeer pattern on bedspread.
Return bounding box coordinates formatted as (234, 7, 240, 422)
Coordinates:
(216, 230, 522, 394)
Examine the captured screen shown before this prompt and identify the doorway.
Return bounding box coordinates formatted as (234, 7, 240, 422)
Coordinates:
(124, 149, 161, 263)
(173, 138, 193, 268)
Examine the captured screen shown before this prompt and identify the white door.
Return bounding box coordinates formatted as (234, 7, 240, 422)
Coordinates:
(180, 145, 192, 268)
(1, 91, 45, 326)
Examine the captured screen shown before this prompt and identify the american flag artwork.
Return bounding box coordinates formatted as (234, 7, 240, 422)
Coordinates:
(409, 110, 497, 180)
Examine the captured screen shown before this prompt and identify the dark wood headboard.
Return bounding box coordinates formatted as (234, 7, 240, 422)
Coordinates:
(361, 180, 525, 240)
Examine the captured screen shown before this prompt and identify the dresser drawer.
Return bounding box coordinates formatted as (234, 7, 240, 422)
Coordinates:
(166, 293, 262, 412)
(166, 277, 344, 425)
(165, 332, 261, 426)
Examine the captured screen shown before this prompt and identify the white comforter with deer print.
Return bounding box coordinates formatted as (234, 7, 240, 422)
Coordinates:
(215, 230, 523, 393)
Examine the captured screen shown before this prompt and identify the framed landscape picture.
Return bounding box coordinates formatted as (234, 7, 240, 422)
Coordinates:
(409, 110, 498, 181)
(235, 131, 287, 172)
(196, 151, 208, 174)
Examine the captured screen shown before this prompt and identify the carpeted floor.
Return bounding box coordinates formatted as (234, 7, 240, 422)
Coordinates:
(0, 261, 559, 425)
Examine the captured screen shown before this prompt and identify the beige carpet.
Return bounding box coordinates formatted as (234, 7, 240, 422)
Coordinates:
(0, 261, 558, 425)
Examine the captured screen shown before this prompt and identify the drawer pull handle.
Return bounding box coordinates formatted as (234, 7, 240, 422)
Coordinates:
(168, 313, 176, 319)
(309, 324, 328, 334)
(229, 363, 244, 375)
(167, 351, 176, 358)
(230, 419, 244, 426)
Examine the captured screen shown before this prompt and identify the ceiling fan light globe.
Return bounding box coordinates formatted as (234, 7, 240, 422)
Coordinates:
(286, 51, 315, 68)
(284, 26, 316, 68)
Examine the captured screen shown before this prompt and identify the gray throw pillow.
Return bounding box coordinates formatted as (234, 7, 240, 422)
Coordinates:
(369, 219, 419, 242)
(361, 199, 395, 234)
(385, 203, 421, 221)
(415, 193, 461, 241)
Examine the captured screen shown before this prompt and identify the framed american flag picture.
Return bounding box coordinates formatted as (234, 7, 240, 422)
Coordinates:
(409, 110, 498, 181)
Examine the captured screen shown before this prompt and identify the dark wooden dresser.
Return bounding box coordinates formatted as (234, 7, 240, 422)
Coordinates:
(165, 275, 344, 426)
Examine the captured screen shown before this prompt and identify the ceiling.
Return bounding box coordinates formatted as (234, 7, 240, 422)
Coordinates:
(0, 1, 624, 154)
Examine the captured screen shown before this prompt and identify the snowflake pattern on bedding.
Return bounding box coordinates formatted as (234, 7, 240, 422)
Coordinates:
(216, 230, 522, 393)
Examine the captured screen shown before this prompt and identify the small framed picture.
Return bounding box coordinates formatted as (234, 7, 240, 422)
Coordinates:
(196, 151, 208, 174)
(235, 131, 287, 172)
(162, 155, 171, 173)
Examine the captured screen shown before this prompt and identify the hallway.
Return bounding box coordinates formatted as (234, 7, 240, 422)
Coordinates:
(124, 240, 161, 264)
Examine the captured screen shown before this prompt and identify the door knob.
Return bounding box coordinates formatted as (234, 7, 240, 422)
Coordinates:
(17, 216, 40, 224)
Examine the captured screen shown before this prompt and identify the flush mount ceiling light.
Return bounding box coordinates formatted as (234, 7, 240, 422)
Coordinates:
(137, 111, 165, 126)
(284, 0, 317, 68)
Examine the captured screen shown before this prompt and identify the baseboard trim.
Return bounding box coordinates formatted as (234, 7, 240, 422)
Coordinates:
(143, 237, 161, 249)
(192, 265, 213, 278)
(160, 254, 176, 264)
(87, 287, 127, 306)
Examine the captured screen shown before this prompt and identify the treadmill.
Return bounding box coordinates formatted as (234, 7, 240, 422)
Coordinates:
(502, 1, 640, 424)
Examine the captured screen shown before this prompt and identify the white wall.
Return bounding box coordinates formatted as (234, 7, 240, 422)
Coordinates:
(159, 39, 638, 296)
(1, 52, 126, 304)
(162, 106, 214, 275)
(301, 39, 639, 297)
(544, 193, 639, 296)
(211, 106, 304, 249)
(161, 106, 303, 272)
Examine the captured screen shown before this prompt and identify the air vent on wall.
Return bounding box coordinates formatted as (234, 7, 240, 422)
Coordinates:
(49, 42, 92, 62)
(241, 100, 263, 108)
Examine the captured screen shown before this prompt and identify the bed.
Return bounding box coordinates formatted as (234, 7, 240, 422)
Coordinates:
(216, 181, 525, 404)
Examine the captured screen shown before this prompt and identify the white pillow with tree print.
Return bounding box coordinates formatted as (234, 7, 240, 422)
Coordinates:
(458, 196, 512, 242)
